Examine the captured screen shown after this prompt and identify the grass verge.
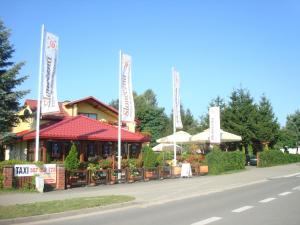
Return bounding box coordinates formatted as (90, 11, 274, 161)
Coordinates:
(0, 195, 134, 219)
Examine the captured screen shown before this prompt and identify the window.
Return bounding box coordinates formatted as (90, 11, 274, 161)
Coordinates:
(51, 143, 61, 160)
(103, 142, 112, 159)
(78, 113, 97, 120)
(87, 143, 96, 157)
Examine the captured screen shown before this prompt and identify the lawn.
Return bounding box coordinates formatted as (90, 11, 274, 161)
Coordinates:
(0, 195, 135, 219)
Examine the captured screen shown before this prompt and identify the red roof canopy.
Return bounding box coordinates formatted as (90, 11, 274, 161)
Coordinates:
(23, 115, 149, 142)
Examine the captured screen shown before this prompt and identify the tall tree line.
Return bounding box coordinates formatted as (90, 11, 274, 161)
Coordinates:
(110, 87, 299, 152)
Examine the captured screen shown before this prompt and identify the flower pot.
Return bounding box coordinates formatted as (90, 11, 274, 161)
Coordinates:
(199, 165, 208, 175)
(172, 166, 181, 176)
(145, 171, 154, 178)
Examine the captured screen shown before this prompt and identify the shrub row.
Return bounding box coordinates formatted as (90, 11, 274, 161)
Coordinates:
(258, 149, 300, 167)
(206, 149, 245, 175)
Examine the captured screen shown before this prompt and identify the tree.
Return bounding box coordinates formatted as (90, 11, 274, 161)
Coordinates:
(198, 96, 226, 131)
(181, 108, 199, 134)
(110, 89, 170, 145)
(0, 20, 29, 152)
(135, 90, 170, 145)
(285, 110, 300, 148)
(222, 88, 257, 153)
(64, 143, 80, 171)
(253, 95, 280, 150)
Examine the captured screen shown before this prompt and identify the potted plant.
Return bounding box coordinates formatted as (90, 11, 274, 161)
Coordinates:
(64, 143, 80, 187)
(87, 163, 99, 185)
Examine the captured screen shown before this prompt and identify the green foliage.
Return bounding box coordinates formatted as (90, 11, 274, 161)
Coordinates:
(222, 88, 257, 150)
(285, 110, 300, 148)
(34, 161, 44, 169)
(253, 95, 280, 149)
(258, 149, 300, 167)
(110, 90, 170, 145)
(0, 20, 29, 140)
(142, 146, 157, 168)
(0, 160, 29, 170)
(98, 159, 112, 169)
(206, 148, 245, 175)
(64, 143, 80, 171)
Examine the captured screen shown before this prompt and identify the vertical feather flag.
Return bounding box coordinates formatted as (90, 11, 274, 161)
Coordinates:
(173, 68, 183, 129)
(41, 32, 59, 114)
(120, 53, 135, 122)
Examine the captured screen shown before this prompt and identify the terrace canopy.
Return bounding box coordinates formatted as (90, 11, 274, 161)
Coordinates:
(156, 131, 192, 144)
(152, 143, 182, 152)
(190, 128, 242, 143)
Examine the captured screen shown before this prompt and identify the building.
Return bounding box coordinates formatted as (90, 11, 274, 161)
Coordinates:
(5, 96, 150, 163)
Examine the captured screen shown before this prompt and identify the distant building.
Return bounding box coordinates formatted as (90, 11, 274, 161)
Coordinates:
(5, 96, 150, 162)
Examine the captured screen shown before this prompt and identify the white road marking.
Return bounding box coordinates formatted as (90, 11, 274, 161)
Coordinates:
(191, 217, 222, 225)
(232, 206, 254, 213)
(292, 186, 300, 190)
(259, 197, 276, 203)
(284, 173, 300, 178)
(279, 191, 292, 196)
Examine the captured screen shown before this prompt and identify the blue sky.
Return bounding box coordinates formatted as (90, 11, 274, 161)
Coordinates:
(2, 0, 300, 126)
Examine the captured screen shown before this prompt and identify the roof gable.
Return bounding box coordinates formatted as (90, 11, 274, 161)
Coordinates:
(65, 96, 118, 115)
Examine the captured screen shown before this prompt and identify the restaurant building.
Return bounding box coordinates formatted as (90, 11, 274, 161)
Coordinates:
(5, 96, 150, 163)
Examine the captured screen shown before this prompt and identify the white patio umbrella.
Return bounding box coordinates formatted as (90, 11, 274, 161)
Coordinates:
(152, 143, 182, 152)
(156, 131, 192, 144)
(190, 128, 242, 143)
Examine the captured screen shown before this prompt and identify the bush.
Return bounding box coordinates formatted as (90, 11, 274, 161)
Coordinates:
(258, 149, 300, 167)
(0, 160, 30, 170)
(142, 146, 157, 168)
(206, 148, 245, 175)
(64, 143, 80, 171)
(99, 159, 113, 169)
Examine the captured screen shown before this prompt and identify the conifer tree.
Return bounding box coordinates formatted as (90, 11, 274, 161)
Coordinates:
(64, 143, 80, 171)
(0, 20, 29, 144)
(254, 95, 280, 149)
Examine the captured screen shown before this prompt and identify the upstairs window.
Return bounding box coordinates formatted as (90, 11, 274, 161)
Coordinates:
(79, 113, 97, 120)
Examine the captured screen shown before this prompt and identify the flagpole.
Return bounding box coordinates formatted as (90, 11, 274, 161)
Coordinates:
(35, 24, 45, 162)
(172, 67, 177, 166)
(117, 50, 122, 170)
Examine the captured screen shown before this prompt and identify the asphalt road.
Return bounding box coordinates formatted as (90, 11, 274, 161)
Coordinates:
(19, 174, 300, 225)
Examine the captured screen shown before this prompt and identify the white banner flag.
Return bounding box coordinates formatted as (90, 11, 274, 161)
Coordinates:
(120, 53, 135, 122)
(209, 106, 221, 144)
(41, 32, 59, 114)
(173, 68, 183, 129)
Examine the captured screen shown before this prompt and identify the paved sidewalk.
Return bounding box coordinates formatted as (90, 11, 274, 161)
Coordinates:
(1, 163, 300, 207)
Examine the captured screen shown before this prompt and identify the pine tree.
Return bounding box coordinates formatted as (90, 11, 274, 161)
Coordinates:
(64, 143, 80, 171)
(0, 20, 29, 143)
(222, 88, 257, 153)
(254, 95, 280, 149)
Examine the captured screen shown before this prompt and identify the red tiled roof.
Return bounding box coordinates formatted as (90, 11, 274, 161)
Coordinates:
(23, 115, 149, 142)
(65, 96, 118, 115)
(15, 130, 31, 137)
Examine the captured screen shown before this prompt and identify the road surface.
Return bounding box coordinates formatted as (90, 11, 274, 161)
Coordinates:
(15, 174, 300, 225)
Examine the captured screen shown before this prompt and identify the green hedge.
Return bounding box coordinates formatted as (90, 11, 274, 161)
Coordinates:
(258, 149, 300, 167)
(206, 149, 245, 175)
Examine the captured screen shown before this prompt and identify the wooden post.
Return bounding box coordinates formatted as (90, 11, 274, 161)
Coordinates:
(80, 142, 85, 163)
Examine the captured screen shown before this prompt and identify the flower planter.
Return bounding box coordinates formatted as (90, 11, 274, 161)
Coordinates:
(145, 171, 154, 179)
(199, 165, 208, 175)
(172, 166, 181, 176)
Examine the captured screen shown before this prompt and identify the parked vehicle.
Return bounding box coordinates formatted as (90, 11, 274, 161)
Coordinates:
(249, 156, 257, 166)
